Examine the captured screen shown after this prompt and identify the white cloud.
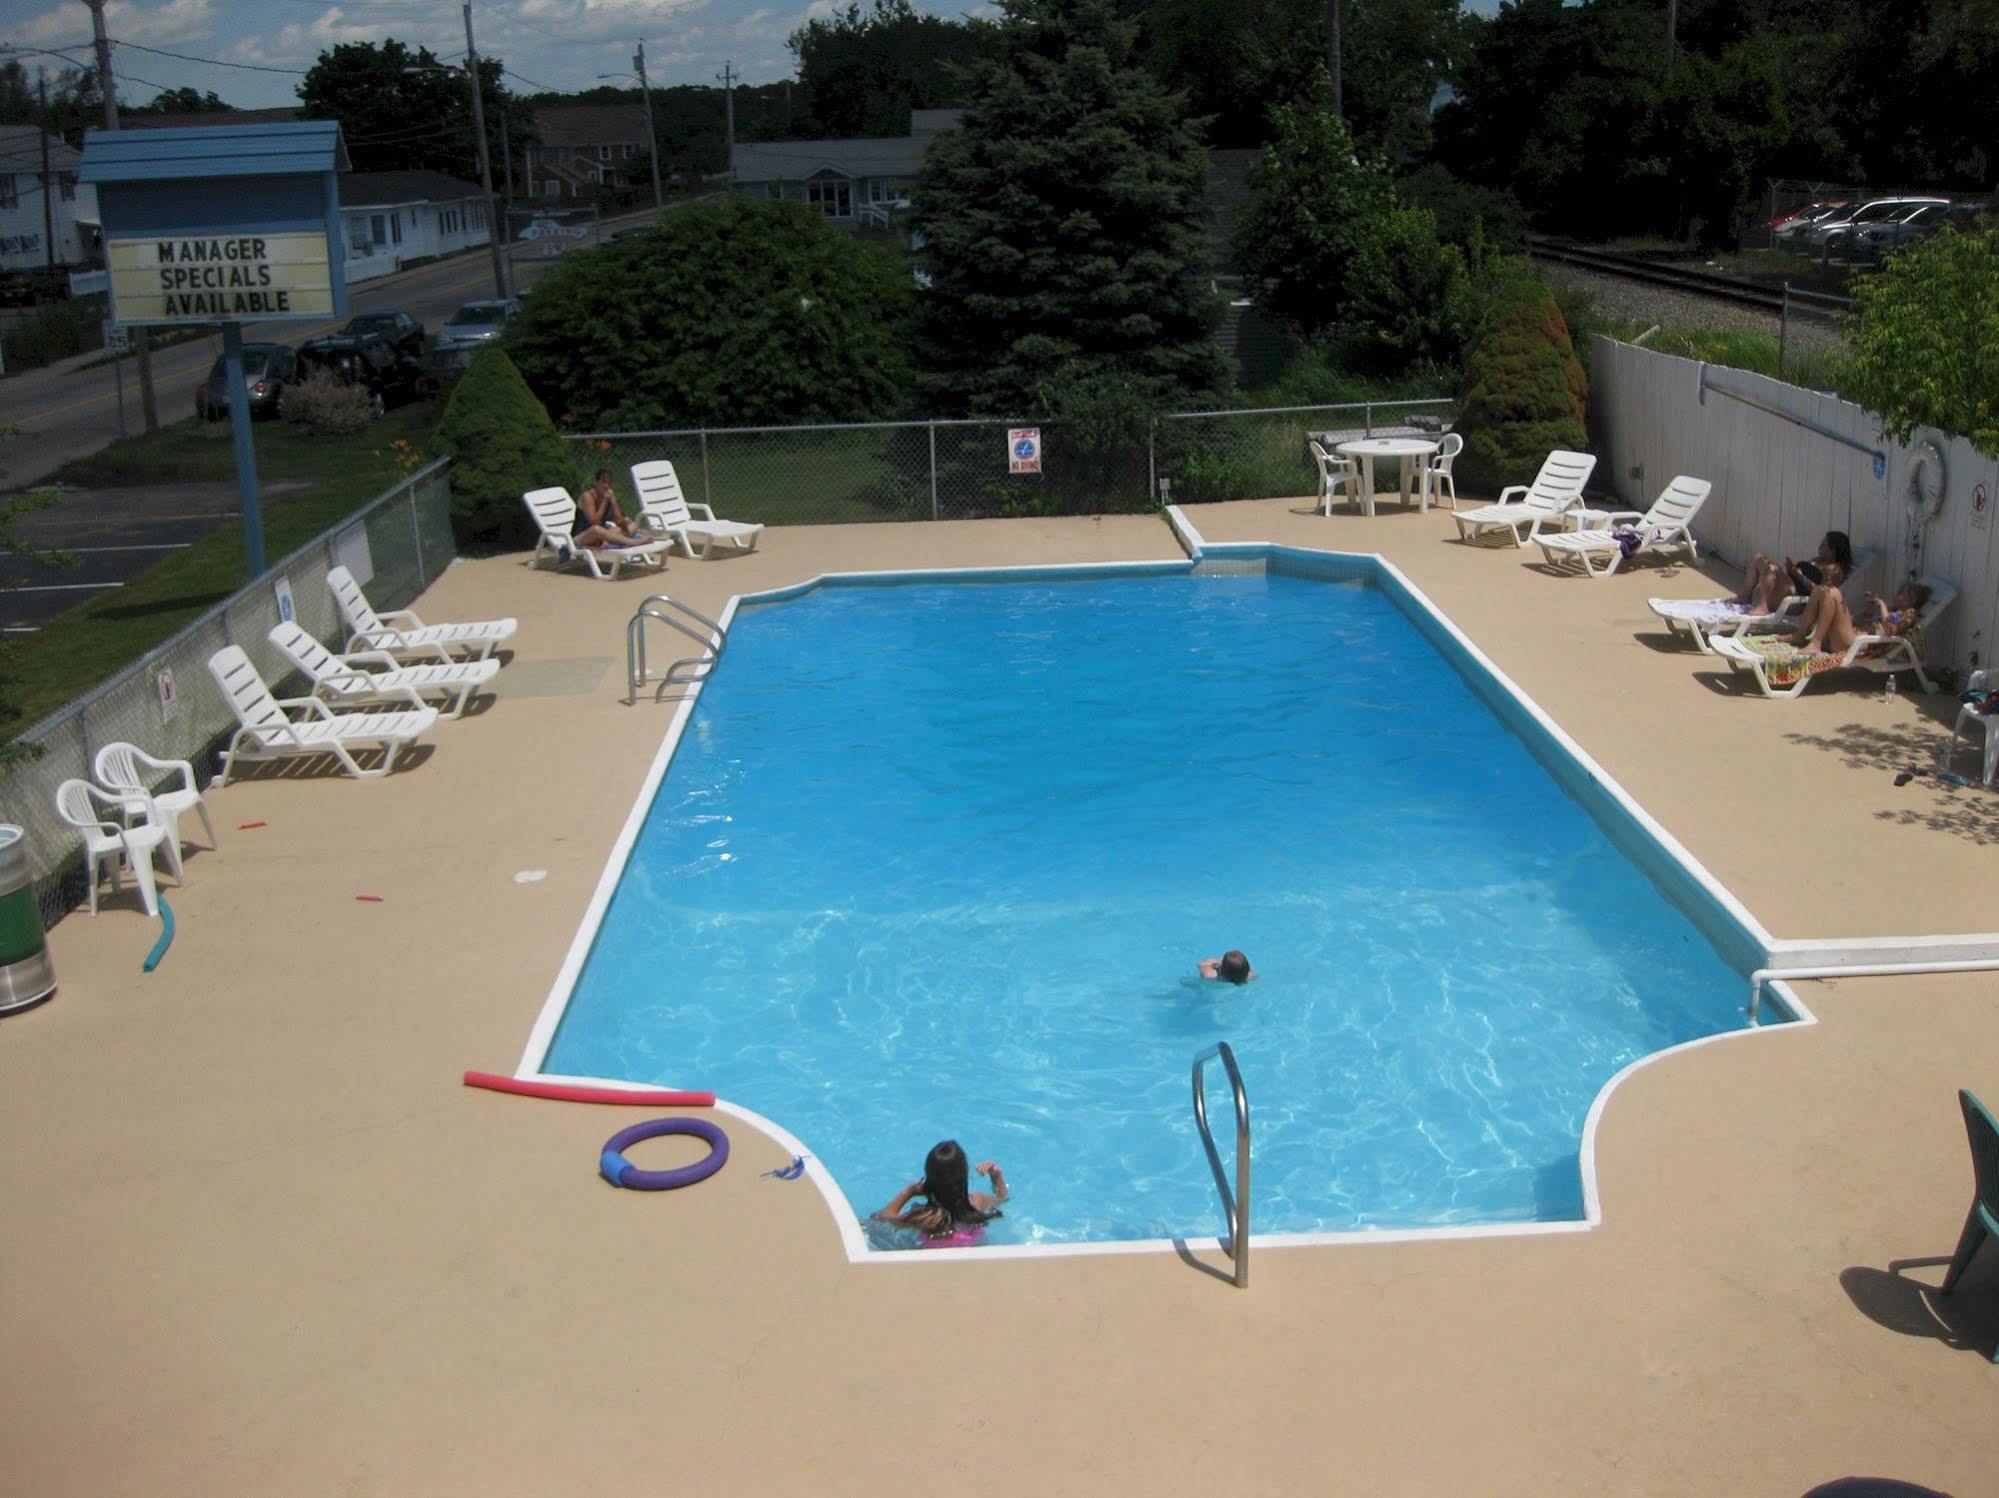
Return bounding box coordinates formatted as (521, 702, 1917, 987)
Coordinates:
(15, 0, 218, 49)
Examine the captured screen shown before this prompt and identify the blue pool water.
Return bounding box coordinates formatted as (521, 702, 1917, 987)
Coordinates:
(544, 568, 1763, 1246)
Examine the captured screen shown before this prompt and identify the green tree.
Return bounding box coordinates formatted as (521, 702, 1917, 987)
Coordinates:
(504, 197, 914, 429)
(789, 0, 995, 138)
(433, 348, 578, 548)
(130, 87, 233, 115)
(297, 39, 534, 182)
(1234, 75, 1471, 371)
(1453, 268, 1588, 495)
(914, 0, 1230, 416)
(1842, 221, 1999, 457)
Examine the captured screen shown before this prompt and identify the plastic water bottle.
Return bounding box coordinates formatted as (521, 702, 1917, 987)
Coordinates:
(1884, 673, 1899, 704)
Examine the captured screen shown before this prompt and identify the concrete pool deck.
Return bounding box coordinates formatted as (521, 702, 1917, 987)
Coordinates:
(4, 497, 1995, 1496)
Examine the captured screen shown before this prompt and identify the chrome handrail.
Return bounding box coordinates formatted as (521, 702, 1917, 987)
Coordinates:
(626, 594, 727, 704)
(1191, 1041, 1250, 1288)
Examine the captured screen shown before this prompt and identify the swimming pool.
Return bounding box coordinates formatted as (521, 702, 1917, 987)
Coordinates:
(530, 552, 1789, 1252)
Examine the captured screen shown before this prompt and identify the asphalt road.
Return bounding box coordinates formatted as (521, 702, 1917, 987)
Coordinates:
(0, 206, 663, 634)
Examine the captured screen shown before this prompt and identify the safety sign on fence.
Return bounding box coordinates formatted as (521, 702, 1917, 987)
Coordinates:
(1008, 427, 1042, 475)
(1974, 481, 1990, 531)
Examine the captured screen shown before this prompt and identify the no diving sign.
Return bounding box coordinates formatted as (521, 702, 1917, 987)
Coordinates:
(1973, 481, 1990, 531)
(1008, 428, 1041, 475)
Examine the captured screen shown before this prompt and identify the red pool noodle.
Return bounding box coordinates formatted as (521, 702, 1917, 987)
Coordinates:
(463, 1071, 716, 1107)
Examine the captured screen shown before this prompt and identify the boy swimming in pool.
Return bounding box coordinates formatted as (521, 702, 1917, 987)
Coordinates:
(1199, 950, 1256, 984)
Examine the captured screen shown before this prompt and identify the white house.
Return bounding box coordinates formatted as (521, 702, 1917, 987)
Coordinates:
(336, 170, 492, 285)
(0, 126, 98, 269)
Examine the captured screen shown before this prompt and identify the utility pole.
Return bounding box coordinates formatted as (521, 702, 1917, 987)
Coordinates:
(1325, 0, 1342, 118)
(461, 0, 511, 299)
(86, 0, 158, 432)
(1665, 0, 1678, 82)
(38, 69, 54, 270)
(718, 60, 736, 185)
(635, 40, 663, 210)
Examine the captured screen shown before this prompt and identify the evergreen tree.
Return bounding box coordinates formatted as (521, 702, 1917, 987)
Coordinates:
(1453, 269, 1588, 496)
(913, 0, 1230, 417)
(434, 349, 578, 549)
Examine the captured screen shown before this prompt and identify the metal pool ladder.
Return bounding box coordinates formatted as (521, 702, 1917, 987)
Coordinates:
(627, 593, 727, 704)
(1191, 1041, 1251, 1288)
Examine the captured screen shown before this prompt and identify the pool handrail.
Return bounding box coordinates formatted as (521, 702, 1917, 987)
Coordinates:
(1192, 1040, 1251, 1288)
(627, 593, 727, 704)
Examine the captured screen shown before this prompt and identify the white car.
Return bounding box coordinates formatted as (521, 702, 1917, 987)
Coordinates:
(1803, 196, 1950, 255)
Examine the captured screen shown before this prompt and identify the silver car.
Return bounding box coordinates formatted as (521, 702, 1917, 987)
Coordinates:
(426, 297, 523, 376)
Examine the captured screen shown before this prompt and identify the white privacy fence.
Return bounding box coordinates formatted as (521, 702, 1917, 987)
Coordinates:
(1590, 337, 1999, 680)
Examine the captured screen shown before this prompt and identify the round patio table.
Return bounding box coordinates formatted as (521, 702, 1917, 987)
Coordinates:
(1335, 437, 1441, 517)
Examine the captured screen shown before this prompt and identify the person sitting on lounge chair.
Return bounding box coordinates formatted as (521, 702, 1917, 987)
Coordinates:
(1739, 529, 1853, 613)
(573, 468, 648, 549)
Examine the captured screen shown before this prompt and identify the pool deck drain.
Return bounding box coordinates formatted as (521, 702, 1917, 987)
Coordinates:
(4, 501, 1996, 1497)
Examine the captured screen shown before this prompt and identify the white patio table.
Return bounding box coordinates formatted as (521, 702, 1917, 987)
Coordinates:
(1334, 437, 1440, 517)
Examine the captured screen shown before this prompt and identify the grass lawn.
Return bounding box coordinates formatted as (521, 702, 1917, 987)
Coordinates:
(7, 403, 442, 733)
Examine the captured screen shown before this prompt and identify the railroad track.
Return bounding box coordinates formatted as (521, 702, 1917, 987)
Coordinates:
(1525, 237, 1786, 313)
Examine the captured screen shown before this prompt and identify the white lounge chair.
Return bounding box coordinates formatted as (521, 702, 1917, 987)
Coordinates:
(328, 565, 517, 663)
(268, 620, 499, 720)
(1451, 450, 1597, 546)
(523, 488, 671, 579)
(1534, 475, 1711, 578)
(1306, 440, 1363, 516)
(629, 461, 764, 559)
(208, 645, 439, 783)
(1943, 669, 1999, 787)
(1424, 432, 1464, 511)
(54, 778, 170, 917)
(1709, 578, 1957, 698)
(1648, 548, 1882, 654)
(93, 741, 218, 883)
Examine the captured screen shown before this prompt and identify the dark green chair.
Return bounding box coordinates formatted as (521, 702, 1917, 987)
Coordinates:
(1940, 1089, 1999, 1361)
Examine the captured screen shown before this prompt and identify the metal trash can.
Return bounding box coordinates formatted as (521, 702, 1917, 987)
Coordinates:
(0, 825, 56, 1013)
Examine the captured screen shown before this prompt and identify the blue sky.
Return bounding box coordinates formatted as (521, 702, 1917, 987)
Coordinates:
(2, 0, 1502, 111)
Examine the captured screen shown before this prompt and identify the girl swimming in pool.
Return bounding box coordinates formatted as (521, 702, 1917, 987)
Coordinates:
(874, 1140, 1007, 1248)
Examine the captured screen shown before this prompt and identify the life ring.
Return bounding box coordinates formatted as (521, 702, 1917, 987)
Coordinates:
(599, 1117, 730, 1190)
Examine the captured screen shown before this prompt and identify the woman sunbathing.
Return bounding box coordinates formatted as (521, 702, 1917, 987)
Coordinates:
(1737, 530, 1854, 613)
(1734, 580, 1930, 689)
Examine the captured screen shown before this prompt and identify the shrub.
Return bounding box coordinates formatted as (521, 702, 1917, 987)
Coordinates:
(0, 295, 105, 371)
(434, 346, 576, 548)
(505, 196, 914, 429)
(1454, 271, 1588, 496)
(280, 371, 376, 436)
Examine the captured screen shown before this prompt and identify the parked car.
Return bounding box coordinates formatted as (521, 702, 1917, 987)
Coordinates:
(194, 342, 296, 421)
(1769, 200, 1849, 245)
(1856, 200, 1989, 260)
(0, 264, 76, 306)
(294, 332, 426, 416)
(1805, 196, 1950, 257)
(425, 297, 522, 378)
(336, 309, 425, 362)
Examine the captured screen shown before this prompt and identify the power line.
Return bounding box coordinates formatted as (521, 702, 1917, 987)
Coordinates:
(503, 66, 562, 93)
(115, 40, 307, 76)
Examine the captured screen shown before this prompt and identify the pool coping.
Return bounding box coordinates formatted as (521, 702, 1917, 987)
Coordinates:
(511, 539, 1824, 1265)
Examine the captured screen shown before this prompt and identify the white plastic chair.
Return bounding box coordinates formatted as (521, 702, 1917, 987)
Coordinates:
(327, 565, 518, 662)
(1944, 669, 1999, 786)
(1710, 578, 1957, 698)
(1451, 450, 1597, 546)
(93, 742, 217, 883)
(1534, 475, 1711, 578)
(522, 488, 671, 580)
(1425, 432, 1463, 511)
(268, 620, 498, 720)
(629, 461, 764, 558)
(1306, 440, 1363, 516)
(207, 646, 439, 783)
(54, 778, 169, 917)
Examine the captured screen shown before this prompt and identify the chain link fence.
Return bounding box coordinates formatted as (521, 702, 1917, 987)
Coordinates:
(571, 397, 1455, 522)
(0, 458, 455, 929)
(1778, 284, 1853, 389)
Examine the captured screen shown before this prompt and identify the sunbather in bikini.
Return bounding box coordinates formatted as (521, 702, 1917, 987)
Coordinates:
(1736, 580, 1929, 688)
(1737, 529, 1854, 612)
